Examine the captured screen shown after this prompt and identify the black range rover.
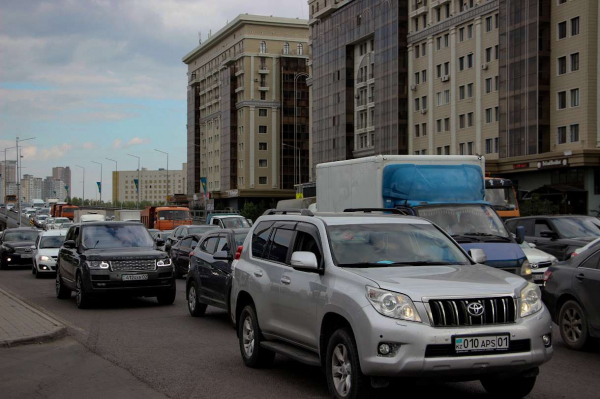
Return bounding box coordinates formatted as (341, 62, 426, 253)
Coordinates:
(56, 222, 176, 309)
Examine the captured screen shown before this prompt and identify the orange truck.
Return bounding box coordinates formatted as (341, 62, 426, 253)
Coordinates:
(59, 205, 79, 220)
(485, 177, 520, 220)
(51, 202, 68, 217)
(141, 206, 192, 231)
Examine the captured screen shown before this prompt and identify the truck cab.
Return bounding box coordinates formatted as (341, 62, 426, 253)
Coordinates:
(142, 206, 192, 231)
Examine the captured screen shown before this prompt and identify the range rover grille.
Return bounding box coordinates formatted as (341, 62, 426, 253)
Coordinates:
(110, 259, 156, 272)
(428, 297, 517, 327)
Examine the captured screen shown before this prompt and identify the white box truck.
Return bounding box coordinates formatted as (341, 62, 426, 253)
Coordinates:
(114, 209, 142, 222)
(74, 209, 107, 223)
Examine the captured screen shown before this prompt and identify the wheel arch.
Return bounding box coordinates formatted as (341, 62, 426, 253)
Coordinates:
(319, 312, 353, 367)
(235, 290, 255, 337)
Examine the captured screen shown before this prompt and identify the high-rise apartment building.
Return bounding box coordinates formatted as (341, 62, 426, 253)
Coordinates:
(43, 177, 67, 201)
(52, 166, 71, 198)
(308, 0, 409, 174)
(0, 160, 17, 183)
(21, 174, 43, 203)
(112, 164, 187, 204)
(183, 15, 310, 208)
(405, 0, 600, 214)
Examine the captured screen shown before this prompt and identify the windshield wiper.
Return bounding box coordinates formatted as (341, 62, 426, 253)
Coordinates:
(451, 234, 481, 243)
(386, 261, 466, 266)
(463, 233, 511, 242)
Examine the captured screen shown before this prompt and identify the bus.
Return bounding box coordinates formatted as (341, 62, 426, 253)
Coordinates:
(485, 177, 520, 220)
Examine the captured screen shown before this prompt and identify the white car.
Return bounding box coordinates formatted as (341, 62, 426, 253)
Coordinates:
(519, 242, 557, 287)
(47, 217, 70, 230)
(32, 229, 67, 277)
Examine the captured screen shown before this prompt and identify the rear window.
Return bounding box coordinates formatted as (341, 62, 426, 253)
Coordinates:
(235, 233, 248, 247)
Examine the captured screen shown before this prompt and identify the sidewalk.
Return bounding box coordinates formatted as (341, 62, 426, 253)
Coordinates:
(0, 287, 66, 348)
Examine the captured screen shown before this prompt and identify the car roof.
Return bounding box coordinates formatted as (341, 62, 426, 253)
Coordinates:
(509, 215, 595, 220)
(5, 227, 38, 231)
(40, 229, 68, 236)
(79, 221, 146, 227)
(256, 213, 432, 226)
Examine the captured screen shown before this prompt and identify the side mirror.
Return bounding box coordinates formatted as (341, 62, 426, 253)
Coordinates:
(291, 251, 319, 271)
(63, 240, 76, 249)
(248, 219, 253, 226)
(468, 248, 488, 264)
(214, 250, 233, 261)
(155, 238, 165, 247)
(528, 242, 537, 248)
(515, 226, 525, 244)
(540, 230, 558, 240)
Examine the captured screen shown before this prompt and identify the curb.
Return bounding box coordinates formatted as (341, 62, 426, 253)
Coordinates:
(0, 286, 67, 349)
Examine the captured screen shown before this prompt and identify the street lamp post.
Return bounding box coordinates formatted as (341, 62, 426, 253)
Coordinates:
(91, 161, 103, 205)
(106, 158, 119, 208)
(127, 154, 141, 209)
(75, 165, 85, 205)
(154, 149, 169, 203)
(16, 137, 35, 226)
(1, 147, 16, 217)
(293, 72, 309, 186)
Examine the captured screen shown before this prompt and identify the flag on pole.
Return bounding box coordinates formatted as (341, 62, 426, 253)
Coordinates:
(97, 182, 102, 194)
(133, 179, 139, 193)
(200, 177, 209, 199)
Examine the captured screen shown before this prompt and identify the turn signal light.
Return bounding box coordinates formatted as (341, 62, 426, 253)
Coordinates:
(234, 246, 243, 260)
(543, 270, 553, 282)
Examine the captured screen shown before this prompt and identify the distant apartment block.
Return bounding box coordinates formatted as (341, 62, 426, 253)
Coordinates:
(112, 164, 187, 204)
(52, 166, 72, 198)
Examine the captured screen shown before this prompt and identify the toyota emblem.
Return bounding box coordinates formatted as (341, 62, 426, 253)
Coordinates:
(467, 302, 485, 317)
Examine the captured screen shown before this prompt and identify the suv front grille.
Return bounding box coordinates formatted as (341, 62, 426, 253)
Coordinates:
(15, 247, 33, 254)
(428, 297, 517, 327)
(532, 261, 552, 269)
(110, 259, 156, 272)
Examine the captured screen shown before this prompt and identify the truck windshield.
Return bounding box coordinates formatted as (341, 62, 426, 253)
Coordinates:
(551, 217, 600, 238)
(416, 204, 510, 240)
(82, 225, 155, 249)
(221, 218, 251, 228)
(328, 224, 470, 267)
(40, 236, 66, 249)
(159, 210, 190, 220)
(3, 230, 39, 242)
(486, 187, 517, 211)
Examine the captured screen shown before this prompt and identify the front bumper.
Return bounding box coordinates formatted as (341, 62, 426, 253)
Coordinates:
(36, 259, 57, 273)
(82, 267, 175, 296)
(353, 304, 553, 378)
(2, 253, 34, 265)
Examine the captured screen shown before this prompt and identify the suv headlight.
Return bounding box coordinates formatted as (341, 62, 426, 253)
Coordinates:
(2, 245, 14, 253)
(87, 261, 110, 269)
(520, 259, 532, 277)
(520, 282, 542, 318)
(39, 255, 51, 261)
(157, 258, 172, 267)
(366, 286, 421, 322)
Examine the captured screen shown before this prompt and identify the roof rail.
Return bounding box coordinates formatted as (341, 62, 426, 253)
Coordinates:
(263, 209, 314, 216)
(343, 208, 412, 216)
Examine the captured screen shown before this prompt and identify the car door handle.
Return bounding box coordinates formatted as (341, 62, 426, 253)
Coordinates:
(280, 276, 291, 285)
(576, 273, 585, 281)
(253, 270, 263, 277)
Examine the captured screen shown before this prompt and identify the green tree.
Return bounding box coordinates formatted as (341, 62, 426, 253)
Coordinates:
(520, 194, 559, 217)
(240, 202, 260, 222)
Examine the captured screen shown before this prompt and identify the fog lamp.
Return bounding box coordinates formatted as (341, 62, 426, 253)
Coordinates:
(378, 343, 391, 356)
(542, 334, 552, 347)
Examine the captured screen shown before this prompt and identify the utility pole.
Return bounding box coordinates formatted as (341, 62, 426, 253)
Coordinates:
(15, 137, 35, 225)
(127, 154, 141, 209)
(106, 158, 119, 208)
(76, 165, 85, 205)
(154, 149, 169, 203)
(294, 72, 309, 186)
(1, 147, 16, 217)
(91, 161, 103, 205)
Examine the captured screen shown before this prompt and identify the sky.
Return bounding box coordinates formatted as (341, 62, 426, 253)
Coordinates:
(0, 0, 308, 201)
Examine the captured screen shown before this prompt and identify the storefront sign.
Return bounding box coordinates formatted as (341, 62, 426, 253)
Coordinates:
(537, 159, 568, 169)
(513, 163, 529, 170)
(226, 189, 239, 198)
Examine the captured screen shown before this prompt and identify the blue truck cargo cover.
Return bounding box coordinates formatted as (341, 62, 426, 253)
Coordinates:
(382, 164, 486, 207)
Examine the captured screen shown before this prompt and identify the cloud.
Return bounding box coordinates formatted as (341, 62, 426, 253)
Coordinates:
(20, 143, 72, 161)
(124, 136, 150, 148)
(82, 142, 97, 149)
(111, 139, 122, 149)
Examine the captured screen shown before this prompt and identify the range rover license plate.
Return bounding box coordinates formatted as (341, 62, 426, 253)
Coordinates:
(122, 274, 148, 281)
(21, 254, 32, 258)
(454, 335, 510, 353)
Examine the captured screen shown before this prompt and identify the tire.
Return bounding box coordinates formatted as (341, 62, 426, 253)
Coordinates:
(481, 375, 536, 398)
(559, 300, 589, 350)
(326, 328, 370, 399)
(0, 257, 6, 270)
(32, 263, 36, 275)
(157, 286, 177, 305)
(55, 269, 71, 299)
(75, 272, 91, 309)
(187, 282, 207, 316)
(238, 305, 275, 368)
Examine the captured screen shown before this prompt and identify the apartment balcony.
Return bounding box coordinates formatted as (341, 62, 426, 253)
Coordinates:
(235, 70, 245, 77)
(410, 0, 428, 19)
(431, 0, 450, 7)
(258, 68, 270, 74)
(258, 86, 270, 91)
(235, 87, 245, 93)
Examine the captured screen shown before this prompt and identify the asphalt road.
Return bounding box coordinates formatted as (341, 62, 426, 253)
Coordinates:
(0, 268, 599, 399)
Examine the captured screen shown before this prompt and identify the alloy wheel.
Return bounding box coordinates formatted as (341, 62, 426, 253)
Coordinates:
(562, 307, 583, 343)
(188, 286, 196, 312)
(242, 316, 255, 358)
(331, 343, 352, 397)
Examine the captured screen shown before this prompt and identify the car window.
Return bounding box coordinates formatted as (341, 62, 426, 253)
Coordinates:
(534, 220, 553, 237)
(552, 217, 600, 239)
(581, 250, 600, 270)
(180, 238, 193, 248)
(201, 237, 219, 254)
(252, 221, 275, 258)
(191, 237, 199, 249)
(216, 236, 229, 253)
(40, 235, 67, 249)
(266, 228, 294, 264)
(293, 230, 322, 267)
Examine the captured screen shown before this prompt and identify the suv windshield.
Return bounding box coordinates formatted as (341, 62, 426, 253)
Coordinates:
(40, 235, 66, 249)
(416, 204, 510, 240)
(82, 225, 155, 249)
(159, 210, 190, 220)
(222, 218, 251, 228)
(551, 217, 600, 238)
(4, 230, 39, 242)
(328, 223, 470, 267)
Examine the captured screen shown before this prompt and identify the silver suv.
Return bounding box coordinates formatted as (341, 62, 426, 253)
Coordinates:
(230, 210, 553, 398)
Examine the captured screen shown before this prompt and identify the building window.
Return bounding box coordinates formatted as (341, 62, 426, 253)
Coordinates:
(459, 27, 464, 42)
(467, 142, 474, 155)
(467, 24, 473, 39)
(422, 96, 427, 110)
(570, 124, 580, 142)
(486, 108, 493, 124)
(444, 145, 450, 155)
(459, 85, 465, 100)
(259, 125, 267, 134)
(444, 62, 449, 76)
(558, 56, 567, 75)
(283, 42, 290, 55)
(437, 64, 442, 78)
(422, 70, 427, 83)
(557, 126, 567, 144)
(259, 109, 268, 117)
(260, 91, 266, 100)
(459, 57, 465, 71)
(260, 41, 267, 53)
(467, 83, 473, 98)
(571, 88, 579, 107)
(444, 118, 450, 132)
(571, 53, 579, 72)
(437, 146, 442, 155)
(415, 98, 420, 111)
(485, 138, 493, 154)
(414, 124, 420, 137)
(571, 17, 580, 36)
(486, 47, 492, 63)
(259, 142, 267, 150)
(297, 44, 303, 55)
(259, 159, 268, 168)
(459, 142, 465, 155)
(467, 112, 474, 127)
(415, 45, 420, 58)
(259, 176, 267, 185)
(467, 53, 474, 68)
(415, 72, 421, 85)
(437, 119, 442, 133)
(486, 16, 492, 32)
(495, 106, 499, 122)
(436, 92, 442, 106)
(485, 78, 492, 93)
(436, 37, 442, 50)
(459, 114, 466, 129)
(558, 21, 567, 40)
(557, 91, 567, 109)
(421, 122, 427, 136)
(444, 89, 450, 104)
(444, 33, 449, 47)
(495, 45, 499, 60)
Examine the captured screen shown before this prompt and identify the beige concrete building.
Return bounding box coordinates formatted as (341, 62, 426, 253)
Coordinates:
(112, 164, 187, 204)
(183, 15, 310, 208)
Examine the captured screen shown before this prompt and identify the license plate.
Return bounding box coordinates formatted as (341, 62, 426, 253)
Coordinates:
(454, 335, 510, 353)
(533, 274, 544, 281)
(122, 274, 148, 281)
(21, 254, 32, 258)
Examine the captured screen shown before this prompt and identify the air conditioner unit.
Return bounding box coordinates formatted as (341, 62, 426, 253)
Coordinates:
(420, 109, 427, 114)
(410, 85, 417, 91)
(441, 75, 450, 82)
(482, 64, 488, 70)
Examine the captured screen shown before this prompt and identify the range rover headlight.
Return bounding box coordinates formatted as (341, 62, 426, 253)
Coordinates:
(520, 282, 542, 318)
(157, 258, 172, 267)
(87, 261, 110, 269)
(366, 286, 421, 322)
